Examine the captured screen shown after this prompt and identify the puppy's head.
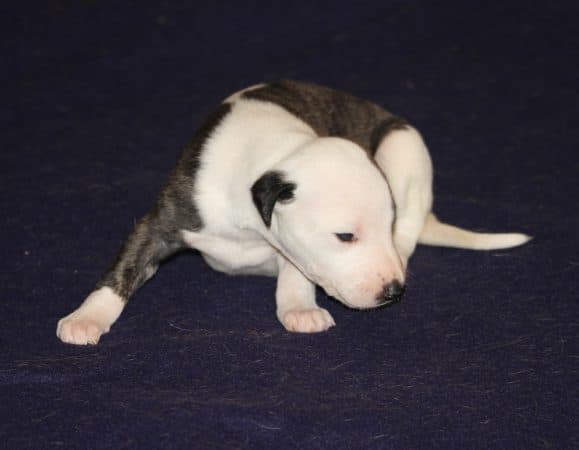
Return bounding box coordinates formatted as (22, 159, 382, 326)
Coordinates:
(251, 137, 405, 309)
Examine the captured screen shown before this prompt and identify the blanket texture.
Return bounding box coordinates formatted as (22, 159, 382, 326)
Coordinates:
(1, 1, 577, 448)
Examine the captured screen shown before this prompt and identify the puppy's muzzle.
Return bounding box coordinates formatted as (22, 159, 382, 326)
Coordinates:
(376, 280, 406, 307)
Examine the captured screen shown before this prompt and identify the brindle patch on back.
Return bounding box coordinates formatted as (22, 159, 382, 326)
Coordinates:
(243, 80, 408, 156)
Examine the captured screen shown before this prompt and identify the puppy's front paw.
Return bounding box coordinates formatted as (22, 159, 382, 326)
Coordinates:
(279, 307, 336, 333)
(57, 316, 106, 345)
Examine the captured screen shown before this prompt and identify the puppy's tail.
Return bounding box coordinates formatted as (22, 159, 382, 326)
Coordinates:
(418, 213, 532, 250)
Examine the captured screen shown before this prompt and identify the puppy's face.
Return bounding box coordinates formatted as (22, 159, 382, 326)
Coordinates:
(252, 138, 405, 309)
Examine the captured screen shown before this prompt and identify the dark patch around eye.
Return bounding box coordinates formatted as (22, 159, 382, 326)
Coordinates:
(335, 233, 356, 243)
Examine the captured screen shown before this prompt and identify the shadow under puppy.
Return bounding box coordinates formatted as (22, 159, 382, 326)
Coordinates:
(57, 80, 530, 344)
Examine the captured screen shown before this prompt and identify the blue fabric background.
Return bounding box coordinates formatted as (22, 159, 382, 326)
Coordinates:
(1, 1, 577, 448)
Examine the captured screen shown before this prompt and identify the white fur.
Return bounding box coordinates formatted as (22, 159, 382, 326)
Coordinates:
(194, 100, 316, 234)
(222, 83, 266, 103)
(374, 126, 433, 267)
(419, 213, 531, 249)
(187, 98, 407, 330)
(275, 255, 335, 332)
(181, 230, 277, 275)
(57, 287, 124, 345)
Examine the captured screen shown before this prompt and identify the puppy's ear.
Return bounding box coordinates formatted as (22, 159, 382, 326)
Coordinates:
(251, 171, 296, 227)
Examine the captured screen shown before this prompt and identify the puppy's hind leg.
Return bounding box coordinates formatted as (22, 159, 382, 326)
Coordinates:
(374, 125, 531, 254)
(57, 208, 186, 345)
(374, 126, 433, 268)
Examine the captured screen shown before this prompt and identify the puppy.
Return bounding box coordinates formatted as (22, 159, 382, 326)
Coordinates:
(57, 80, 530, 344)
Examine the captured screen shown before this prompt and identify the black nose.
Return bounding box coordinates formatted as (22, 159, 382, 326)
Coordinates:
(377, 280, 406, 306)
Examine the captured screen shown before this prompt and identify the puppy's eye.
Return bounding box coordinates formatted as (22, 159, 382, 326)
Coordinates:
(335, 233, 356, 243)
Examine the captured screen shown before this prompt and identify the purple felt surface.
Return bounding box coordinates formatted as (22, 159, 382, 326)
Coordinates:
(1, 1, 577, 448)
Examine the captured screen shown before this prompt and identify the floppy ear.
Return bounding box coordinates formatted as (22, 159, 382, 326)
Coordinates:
(251, 171, 296, 227)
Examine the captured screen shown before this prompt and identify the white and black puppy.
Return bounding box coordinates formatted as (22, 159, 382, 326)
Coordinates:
(57, 80, 530, 344)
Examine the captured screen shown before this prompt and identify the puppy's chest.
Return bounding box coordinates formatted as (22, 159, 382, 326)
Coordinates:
(182, 227, 278, 276)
